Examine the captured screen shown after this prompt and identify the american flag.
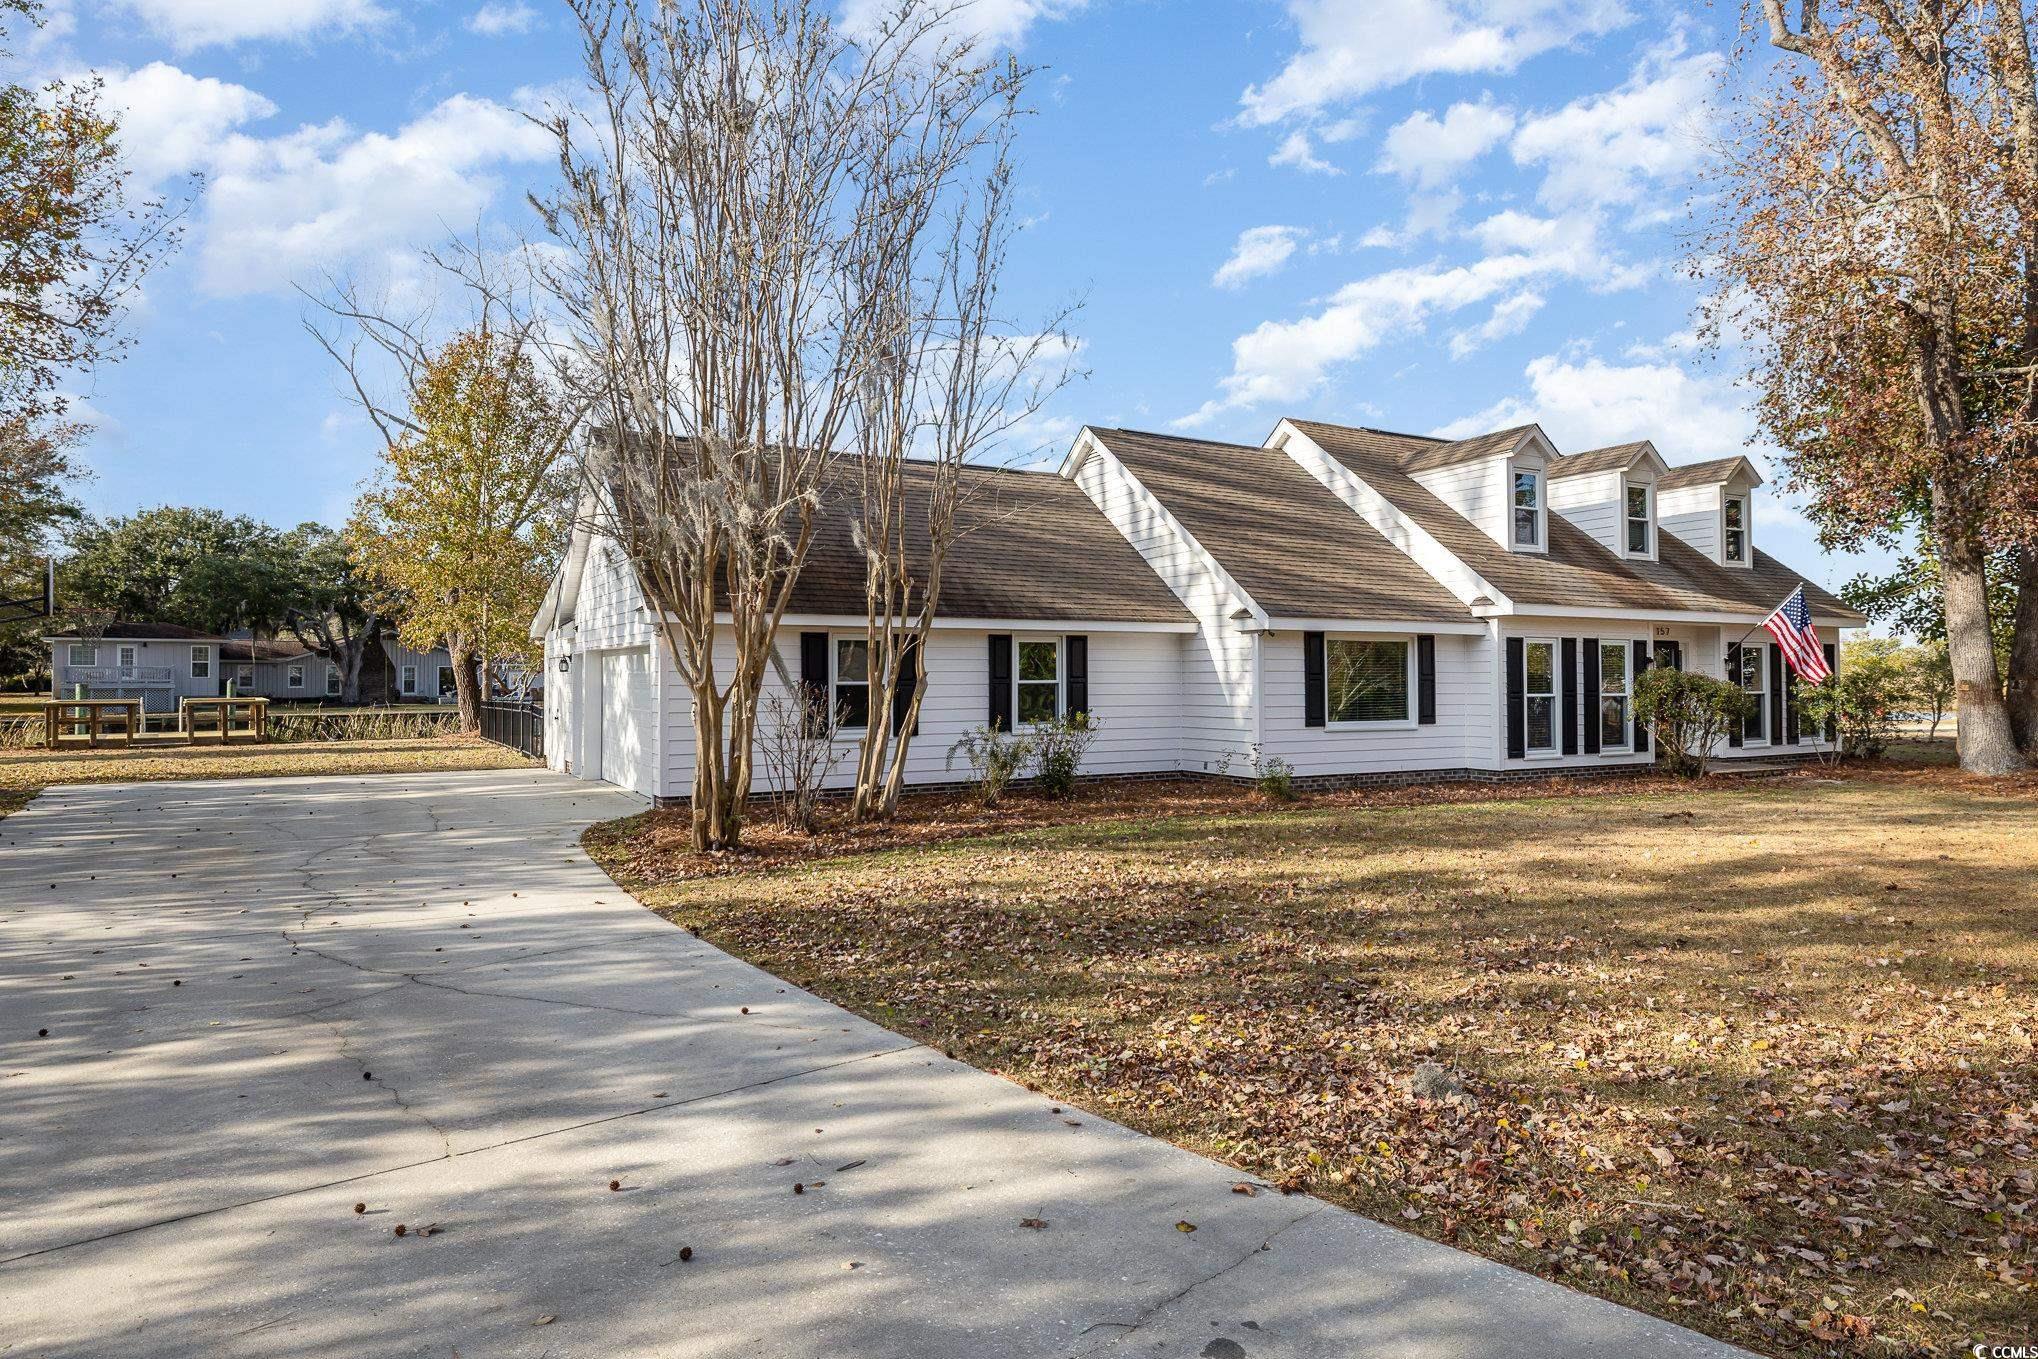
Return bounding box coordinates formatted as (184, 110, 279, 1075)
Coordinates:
(1763, 585, 1832, 683)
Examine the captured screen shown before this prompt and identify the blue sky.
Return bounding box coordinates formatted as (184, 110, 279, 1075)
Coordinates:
(36, 0, 1891, 593)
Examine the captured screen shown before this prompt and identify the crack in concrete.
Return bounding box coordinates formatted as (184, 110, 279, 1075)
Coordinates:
(1072, 1203, 1328, 1355)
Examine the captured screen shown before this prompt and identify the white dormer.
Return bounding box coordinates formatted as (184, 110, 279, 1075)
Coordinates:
(1545, 440, 1670, 562)
(1402, 424, 1557, 554)
(1657, 456, 1764, 568)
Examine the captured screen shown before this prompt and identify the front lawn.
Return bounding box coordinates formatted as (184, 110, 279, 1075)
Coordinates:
(0, 734, 534, 817)
(595, 756, 2036, 1359)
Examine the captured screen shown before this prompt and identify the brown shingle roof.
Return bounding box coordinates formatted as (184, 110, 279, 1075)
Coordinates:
(1658, 456, 1761, 490)
(1089, 428, 1475, 623)
(1290, 420, 1864, 623)
(1392, 423, 1541, 473)
(221, 638, 314, 663)
(45, 622, 217, 641)
(781, 460, 1194, 624)
(1547, 441, 1653, 479)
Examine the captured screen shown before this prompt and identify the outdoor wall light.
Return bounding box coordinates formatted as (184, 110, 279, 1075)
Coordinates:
(558, 656, 571, 673)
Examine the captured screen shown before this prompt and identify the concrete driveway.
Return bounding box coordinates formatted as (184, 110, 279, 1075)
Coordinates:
(1, 770, 1750, 1358)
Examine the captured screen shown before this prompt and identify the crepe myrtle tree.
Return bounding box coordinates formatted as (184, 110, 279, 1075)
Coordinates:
(536, 0, 1046, 850)
(841, 47, 1083, 822)
(1705, 0, 2038, 774)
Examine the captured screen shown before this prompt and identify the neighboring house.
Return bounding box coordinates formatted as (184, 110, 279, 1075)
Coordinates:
(50, 626, 463, 708)
(45, 623, 222, 717)
(530, 417, 1865, 801)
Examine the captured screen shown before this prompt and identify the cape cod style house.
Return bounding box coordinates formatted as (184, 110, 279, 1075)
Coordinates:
(530, 417, 1863, 800)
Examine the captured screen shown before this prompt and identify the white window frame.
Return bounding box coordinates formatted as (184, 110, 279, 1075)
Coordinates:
(236, 665, 255, 688)
(67, 643, 97, 667)
(1013, 636, 1064, 729)
(1522, 636, 1559, 757)
(117, 644, 138, 668)
(189, 645, 211, 680)
(286, 663, 305, 690)
(1738, 642, 1768, 745)
(1598, 640, 1633, 753)
(1723, 493, 1751, 566)
(1509, 462, 1546, 552)
(325, 667, 342, 697)
(830, 633, 870, 734)
(401, 664, 417, 694)
(437, 665, 455, 698)
(1324, 633, 1417, 730)
(1623, 481, 1654, 559)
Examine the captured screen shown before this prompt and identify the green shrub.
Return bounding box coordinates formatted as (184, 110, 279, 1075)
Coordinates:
(1634, 669, 1750, 778)
(1030, 712, 1100, 799)
(1797, 651, 1904, 760)
(945, 721, 1033, 806)
(1217, 745, 1297, 800)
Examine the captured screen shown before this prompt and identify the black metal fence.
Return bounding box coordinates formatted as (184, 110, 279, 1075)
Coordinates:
(478, 700, 544, 760)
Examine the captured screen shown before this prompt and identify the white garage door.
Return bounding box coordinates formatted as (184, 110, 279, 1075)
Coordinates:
(598, 649, 654, 795)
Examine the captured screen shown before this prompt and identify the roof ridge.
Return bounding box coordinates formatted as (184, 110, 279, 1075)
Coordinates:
(1094, 426, 1266, 453)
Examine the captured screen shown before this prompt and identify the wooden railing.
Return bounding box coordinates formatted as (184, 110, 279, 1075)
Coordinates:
(61, 665, 175, 685)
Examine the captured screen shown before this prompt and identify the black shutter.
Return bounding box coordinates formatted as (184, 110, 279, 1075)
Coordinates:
(891, 637, 921, 739)
(1560, 638, 1579, 754)
(1304, 631, 1326, 728)
(1505, 637, 1526, 760)
(988, 634, 1013, 731)
(1823, 642, 1838, 742)
(1768, 644, 1785, 746)
(1633, 640, 1651, 753)
(1581, 638, 1601, 755)
(800, 631, 829, 736)
(1726, 645, 1744, 747)
(1784, 661, 1801, 745)
(1064, 635, 1089, 719)
(1416, 635, 1437, 725)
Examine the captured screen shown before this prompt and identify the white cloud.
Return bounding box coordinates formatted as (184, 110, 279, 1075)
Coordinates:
(1213, 225, 1308, 290)
(1447, 290, 1543, 358)
(111, 0, 390, 50)
(1432, 351, 1753, 460)
(1238, 0, 1632, 127)
(1178, 215, 1617, 427)
(839, 0, 1086, 50)
(1510, 43, 1719, 213)
(466, 2, 537, 36)
(1376, 99, 1514, 188)
(1269, 130, 1340, 175)
(95, 62, 277, 186)
(199, 94, 555, 294)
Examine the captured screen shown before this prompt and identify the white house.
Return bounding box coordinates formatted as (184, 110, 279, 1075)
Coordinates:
(531, 417, 1864, 801)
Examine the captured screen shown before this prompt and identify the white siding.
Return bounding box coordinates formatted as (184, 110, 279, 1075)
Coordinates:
(1410, 456, 1508, 546)
(1071, 445, 1257, 772)
(1497, 617, 1660, 773)
(1659, 485, 1721, 562)
(656, 623, 1187, 796)
(1547, 469, 1621, 556)
(1258, 629, 1493, 775)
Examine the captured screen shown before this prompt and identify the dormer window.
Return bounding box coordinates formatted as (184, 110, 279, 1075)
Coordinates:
(1724, 494, 1749, 564)
(1625, 482, 1652, 556)
(1511, 468, 1542, 548)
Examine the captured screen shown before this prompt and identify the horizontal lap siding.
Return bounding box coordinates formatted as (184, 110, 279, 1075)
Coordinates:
(1073, 453, 1251, 773)
(658, 624, 1184, 795)
(1410, 458, 1504, 545)
(1260, 630, 1492, 773)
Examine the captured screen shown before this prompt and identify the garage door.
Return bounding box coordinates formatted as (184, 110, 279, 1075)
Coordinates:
(598, 649, 654, 795)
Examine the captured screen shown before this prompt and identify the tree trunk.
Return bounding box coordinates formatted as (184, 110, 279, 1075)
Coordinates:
(1934, 495, 2024, 773)
(448, 640, 482, 733)
(2008, 548, 2038, 754)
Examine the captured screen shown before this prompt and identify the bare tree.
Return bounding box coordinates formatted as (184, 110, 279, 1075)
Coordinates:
(843, 116, 1083, 821)
(535, 0, 1028, 850)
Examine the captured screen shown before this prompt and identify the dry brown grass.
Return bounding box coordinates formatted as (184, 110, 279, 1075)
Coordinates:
(595, 750, 2036, 1359)
(0, 734, 534, 817)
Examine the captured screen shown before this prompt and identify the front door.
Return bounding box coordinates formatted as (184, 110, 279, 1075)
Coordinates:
(1653, 640, 1683, 671)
